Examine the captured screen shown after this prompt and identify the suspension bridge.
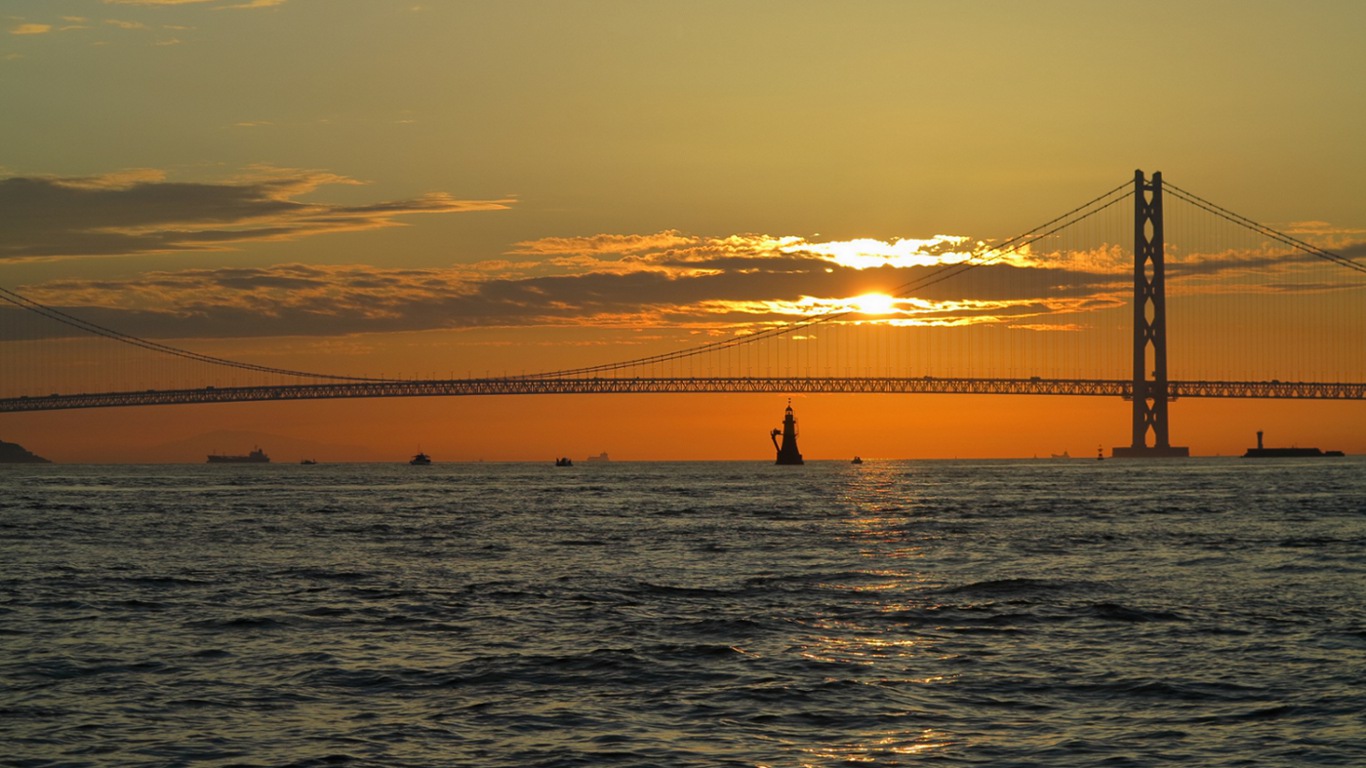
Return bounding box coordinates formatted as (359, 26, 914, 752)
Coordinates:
(2, 170, 1363, 457)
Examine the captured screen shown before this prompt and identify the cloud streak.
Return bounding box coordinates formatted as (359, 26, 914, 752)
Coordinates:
(103, 0, 284, 7)
(9, 23, 53, 35)
(0, 167, 514, 261)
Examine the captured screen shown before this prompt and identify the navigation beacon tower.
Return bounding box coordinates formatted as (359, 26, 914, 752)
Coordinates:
(770, 400, 804, 465)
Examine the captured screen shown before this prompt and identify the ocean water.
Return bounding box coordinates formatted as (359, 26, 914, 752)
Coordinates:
(2, 458, 1363, 767)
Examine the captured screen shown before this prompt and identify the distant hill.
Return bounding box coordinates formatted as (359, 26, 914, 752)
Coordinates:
(0, 439, 51, 463)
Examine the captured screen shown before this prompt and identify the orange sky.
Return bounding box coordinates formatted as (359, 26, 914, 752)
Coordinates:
(2, 1, 1364, 462)
(7, 392, 1364, 464)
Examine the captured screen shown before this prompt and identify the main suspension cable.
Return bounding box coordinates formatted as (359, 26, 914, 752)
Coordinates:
(0, 287, 396, 383)
(1164, 182, 1366, 275)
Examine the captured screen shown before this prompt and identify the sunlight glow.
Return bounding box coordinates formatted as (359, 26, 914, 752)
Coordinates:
(687, 294, 1084, 329)
(849, 293, 897, 316)
(783, 235, 975, 270)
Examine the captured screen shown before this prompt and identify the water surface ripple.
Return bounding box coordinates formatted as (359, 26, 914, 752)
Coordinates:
(2, 459, 1363, 766)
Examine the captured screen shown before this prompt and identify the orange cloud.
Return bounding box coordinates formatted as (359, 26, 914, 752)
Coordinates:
(782, 235, 976, 270)
(512, 231, 698, 256)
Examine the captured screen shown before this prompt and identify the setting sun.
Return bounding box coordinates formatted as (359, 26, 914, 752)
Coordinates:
(850, 292, 899, 317)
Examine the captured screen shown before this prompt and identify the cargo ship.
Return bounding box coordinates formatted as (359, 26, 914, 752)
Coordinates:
(207, 447, 270, 463)
(1242, 431, 1343, 458)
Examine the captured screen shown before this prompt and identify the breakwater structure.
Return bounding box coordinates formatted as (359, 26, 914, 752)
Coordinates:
(1242, 430, 1343, 458)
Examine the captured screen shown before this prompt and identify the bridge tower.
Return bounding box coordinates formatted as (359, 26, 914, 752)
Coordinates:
(1113, 169, 1189, 458)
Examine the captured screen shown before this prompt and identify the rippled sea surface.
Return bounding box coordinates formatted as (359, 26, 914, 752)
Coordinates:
(3, 458, 1364, 767)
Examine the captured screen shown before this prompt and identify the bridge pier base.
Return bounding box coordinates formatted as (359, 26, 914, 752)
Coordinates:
(1111, 445, 1190, 459)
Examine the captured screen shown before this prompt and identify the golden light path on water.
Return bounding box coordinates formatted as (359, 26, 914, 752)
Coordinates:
(767, 460, 961, 763)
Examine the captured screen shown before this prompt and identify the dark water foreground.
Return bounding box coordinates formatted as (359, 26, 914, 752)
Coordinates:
(2, 459, 1363, 767)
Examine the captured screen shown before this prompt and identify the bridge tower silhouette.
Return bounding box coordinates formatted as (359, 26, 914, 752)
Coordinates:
(1114, 170, 1189, 458)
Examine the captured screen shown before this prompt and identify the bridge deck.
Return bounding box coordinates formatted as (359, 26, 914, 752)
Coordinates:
(2, 377, 1363, 413)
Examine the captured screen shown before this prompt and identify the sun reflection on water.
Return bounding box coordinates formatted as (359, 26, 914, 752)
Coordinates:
(769, 462, 965, 763)
(795, 728, 955, 763)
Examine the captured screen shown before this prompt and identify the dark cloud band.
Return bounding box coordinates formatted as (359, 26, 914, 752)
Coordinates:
(0, 169, 513, 261)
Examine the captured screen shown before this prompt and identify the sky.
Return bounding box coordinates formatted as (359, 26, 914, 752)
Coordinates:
(2, 0, 1364, 462)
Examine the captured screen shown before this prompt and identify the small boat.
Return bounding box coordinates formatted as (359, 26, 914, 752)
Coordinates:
(555, 457, 573, 467)
(300, 459, 317, 465)
(851, 456, 863, 464)
(409, 452, 432, 466)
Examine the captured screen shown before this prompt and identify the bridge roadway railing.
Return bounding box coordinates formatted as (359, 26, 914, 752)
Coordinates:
(1, 377, 1364, 413)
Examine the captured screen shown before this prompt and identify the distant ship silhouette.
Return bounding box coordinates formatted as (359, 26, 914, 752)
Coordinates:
(207, 447, 269, 463)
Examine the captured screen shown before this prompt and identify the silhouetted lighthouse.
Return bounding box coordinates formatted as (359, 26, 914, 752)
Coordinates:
(770, 400, 804, 465)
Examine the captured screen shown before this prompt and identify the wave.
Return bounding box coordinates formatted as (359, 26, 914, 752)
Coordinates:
(185, 615, 291, 631)
(937, 577, 1098, 597)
